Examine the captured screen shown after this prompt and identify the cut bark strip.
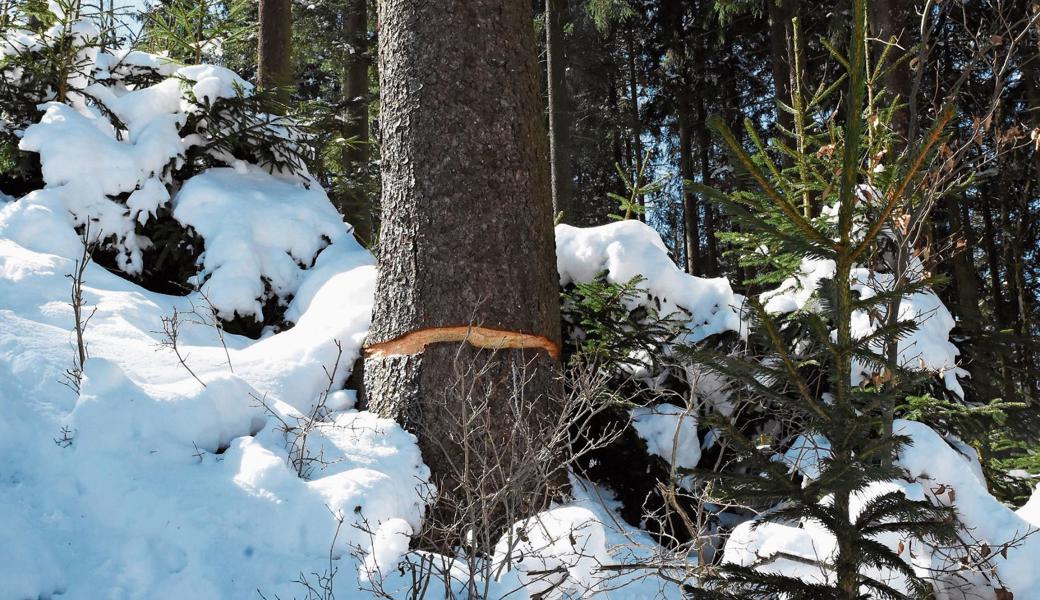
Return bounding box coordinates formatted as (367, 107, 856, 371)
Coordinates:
(365, 326, 561, 360)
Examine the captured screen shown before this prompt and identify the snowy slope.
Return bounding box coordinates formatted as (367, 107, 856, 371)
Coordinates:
(0, 198, 710, 600)
(0, 189, 431, 598)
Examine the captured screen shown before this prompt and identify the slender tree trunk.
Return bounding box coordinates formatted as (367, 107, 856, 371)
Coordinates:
(678, 98, 700, 275)
(696, 3, 717, 276)
(339, 0, 373, 243)
(697, 94, 718, 277)
(257, 0, 293, 104)
(545, 0, 575, 222)
(869, 0, 913, 144)
(365, 0, 563, 541)
(668, 0, 698, 273)
(998, 184, 1021, 327)
(766, 0, 797, 140)
(626, 25, 644, 219)
(609, 63, 624, 181)
(943, 194, 982, 326)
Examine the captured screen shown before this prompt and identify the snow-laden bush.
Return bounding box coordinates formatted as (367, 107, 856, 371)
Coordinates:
(2, 6, 341, 332)
(724, 420, 1040, 598)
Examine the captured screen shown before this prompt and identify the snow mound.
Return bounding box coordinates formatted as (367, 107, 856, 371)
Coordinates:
(556, 221, 743, 342)
(172, 167, 351, 321)
(630, 403, 701, 472)
(493, 506, 612, 598)
(10, 27, 334, 321)
(0, 228, 426, 598)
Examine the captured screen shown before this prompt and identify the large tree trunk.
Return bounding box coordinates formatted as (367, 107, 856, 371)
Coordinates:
(257, 0, 292, 103)
(365, 0, 563, 544)
(545, 0, 575, 222)
(339, 0, 373, 243)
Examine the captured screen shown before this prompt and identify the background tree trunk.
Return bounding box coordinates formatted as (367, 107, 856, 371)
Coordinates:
(869, 0, 913, 143)
(626, 25, 644, 219)
(364, 0, 563, 541)
(339, 0, 373, 243)
(546, 0, 575, 222)
(257, 0, 292, 103)
(678, 99, 700, 275)
(767, 0, 797, 140)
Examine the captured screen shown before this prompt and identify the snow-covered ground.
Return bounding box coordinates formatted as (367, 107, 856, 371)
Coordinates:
(0, 191, 430, 598)
(0, 189, 701, 598)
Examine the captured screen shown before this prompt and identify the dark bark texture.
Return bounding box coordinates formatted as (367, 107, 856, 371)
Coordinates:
(767, 0, 797, 139)
(870, 0, 913, 143)
(257, 0, 293, 100)
(546, 0, 575, 221)
(365, 0, 563, 529)
(339, 0, 373, 243)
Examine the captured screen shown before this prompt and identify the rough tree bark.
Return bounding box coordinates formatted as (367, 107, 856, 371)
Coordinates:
(257, 0, 292, 104)
(364, 0, 563, 539)
(339, 0, 373, 243)
(546, 0, 575, 222)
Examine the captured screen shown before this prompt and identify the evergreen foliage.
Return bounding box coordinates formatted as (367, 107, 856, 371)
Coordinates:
(561, 272, 685, 377)
(683, 1, 969, 596)
(139, 0, 253, 67)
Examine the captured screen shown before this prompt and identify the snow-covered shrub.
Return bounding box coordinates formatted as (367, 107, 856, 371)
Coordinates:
(721, 420, 1040, 598)
(2, 3, 347, 334)
(554, 221, 745, 544)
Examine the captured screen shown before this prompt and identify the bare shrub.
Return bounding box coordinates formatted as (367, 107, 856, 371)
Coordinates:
(158, 307, 207, 388)
(254, 340, 345, 479)
(357, 353, 626, 600)
(61, 225, 99, 394)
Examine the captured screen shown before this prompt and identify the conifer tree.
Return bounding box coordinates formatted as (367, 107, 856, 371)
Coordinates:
(686, 1, 964, 596)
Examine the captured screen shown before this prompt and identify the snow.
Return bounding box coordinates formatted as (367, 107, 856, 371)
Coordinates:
(359, 518, 414, 583)
(0, 204, 426, 597)
(1018, 484, 1040, 527)
(629, 403, 701, 472)
(172, 166, 352, 321)
(722, 419, 1040, 597)
(493, 505, 612, 598)
(763, 256, 968, 396)
(9, 37, 348, 320)
(556, 221, 744, 343)
(176, 64, 253, 103)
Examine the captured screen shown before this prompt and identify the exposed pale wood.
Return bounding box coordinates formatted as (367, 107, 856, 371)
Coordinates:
(365, 325, 561, 360)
